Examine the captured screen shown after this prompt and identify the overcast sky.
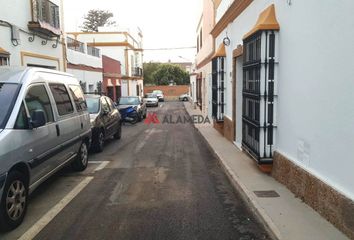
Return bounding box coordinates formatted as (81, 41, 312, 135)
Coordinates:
(63, 0, 202, 63)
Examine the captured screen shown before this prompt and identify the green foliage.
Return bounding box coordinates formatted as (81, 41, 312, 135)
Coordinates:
(143, 62, 161, 85)
(143, 63, 189, 86)
(81, 9, 116, 32)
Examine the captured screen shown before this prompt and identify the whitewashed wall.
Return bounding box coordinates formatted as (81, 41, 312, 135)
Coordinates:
(66, 68, 103, 93)
(67, 49, 102, 68)
(216, 0, 354, 200)
(190, 75, 197, 103)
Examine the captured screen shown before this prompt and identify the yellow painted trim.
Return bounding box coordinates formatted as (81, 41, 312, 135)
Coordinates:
(67, 31, 140, 47)
(21, 51, 61, 71)
(125, 49, 129, 77)
(243, 4, 280, 39)
(213, 0, 222, 9)
(211, 0, 253, 38)
(87, 41, 136, 50)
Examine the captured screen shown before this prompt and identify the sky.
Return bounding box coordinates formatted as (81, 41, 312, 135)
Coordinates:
(63, 0, 203, 63)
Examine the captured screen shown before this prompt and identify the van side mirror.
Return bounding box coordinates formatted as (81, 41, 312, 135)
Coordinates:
(31, 110, 46, 128)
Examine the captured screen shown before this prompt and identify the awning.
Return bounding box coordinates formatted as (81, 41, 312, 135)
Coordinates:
(107, 79, 114, 87)
(243, 4, 280, 40)
(0, 47, 10, 56)
(212, 43, 226, 59)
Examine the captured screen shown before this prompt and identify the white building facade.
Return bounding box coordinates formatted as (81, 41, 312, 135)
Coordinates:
(207, 0, 354, 237)
(0, 0, 65, 70)
(66, 37, 103, 93)
(66, 28, 144, 97)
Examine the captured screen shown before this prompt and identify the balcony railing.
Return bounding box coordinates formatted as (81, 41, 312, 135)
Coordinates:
(87, 46, 101, 58)
(67, 37, 85, 53)
(28, 0, 61, 36)
(131, 67, 143, 77)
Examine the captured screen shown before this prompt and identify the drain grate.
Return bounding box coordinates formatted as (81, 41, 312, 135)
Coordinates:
(253, 190, 280, 198)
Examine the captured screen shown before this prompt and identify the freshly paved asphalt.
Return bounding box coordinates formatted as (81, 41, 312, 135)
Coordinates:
(34, 102, 271, 240)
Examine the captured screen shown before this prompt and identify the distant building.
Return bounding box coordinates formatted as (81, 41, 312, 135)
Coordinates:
(66, 28, 144, 97)
(0, 0, 65, 70)
(102, 55, 122, 102)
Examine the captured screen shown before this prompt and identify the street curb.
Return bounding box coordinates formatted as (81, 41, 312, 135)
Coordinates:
(183, 103, 281, 240)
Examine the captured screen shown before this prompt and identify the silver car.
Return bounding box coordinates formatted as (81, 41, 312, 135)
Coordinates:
(0, 67, 91, 231)
(143, 93, 159, 107)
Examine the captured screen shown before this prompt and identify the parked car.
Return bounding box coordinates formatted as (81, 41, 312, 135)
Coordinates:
(85, 94, 122, 152)
(0, 67, 91, 231)
(152, 90, 164, 102)
(143, 93, 159, 107)
(117, 96, 147, 120)
(179, 93, 190, 101)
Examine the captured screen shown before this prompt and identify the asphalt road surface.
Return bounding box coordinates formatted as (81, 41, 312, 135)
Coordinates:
(3, 102, 271, 240)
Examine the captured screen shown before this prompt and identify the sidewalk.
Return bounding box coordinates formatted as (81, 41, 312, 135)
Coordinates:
(184, 102, 348, 240)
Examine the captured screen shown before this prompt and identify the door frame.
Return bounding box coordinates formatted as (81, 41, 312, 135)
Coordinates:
(232, 45, 243, 142)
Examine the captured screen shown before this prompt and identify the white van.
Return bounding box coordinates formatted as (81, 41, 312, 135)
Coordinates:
(0, 67, 91, 231)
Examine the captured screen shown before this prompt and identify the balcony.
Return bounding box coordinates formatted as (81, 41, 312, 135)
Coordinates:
(87, 46, 101, 58)
(28, 0, 61, 37)
(67, 37, 85, 53)
(131, 67, 143, 77)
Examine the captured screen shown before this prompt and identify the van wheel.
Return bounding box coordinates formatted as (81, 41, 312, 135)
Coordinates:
(72, 142, 88, 172)
(0, 171, 28, 232)
(93, 131, 105, 152)
(114, 122, 122, 140)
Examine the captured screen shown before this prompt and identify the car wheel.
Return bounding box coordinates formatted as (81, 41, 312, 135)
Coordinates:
(183, 97, 188, 101)
(143, 110, 147, 119)
(0, 171, 28, 232)
(114, 122, 122, 140)
(72, 141, 89, 171)
(93, 131, 105, 152)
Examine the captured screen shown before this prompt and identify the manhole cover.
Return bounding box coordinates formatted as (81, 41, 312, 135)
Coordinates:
(254, 190, 280, 198)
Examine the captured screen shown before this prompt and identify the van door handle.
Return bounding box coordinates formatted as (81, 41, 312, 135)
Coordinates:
(56, 125, 60, 136)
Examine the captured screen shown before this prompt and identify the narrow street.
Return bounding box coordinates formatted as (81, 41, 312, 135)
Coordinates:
(2, 102, 270, 240)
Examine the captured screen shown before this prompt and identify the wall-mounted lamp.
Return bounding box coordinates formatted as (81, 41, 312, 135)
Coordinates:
(223, 36, 230, 46)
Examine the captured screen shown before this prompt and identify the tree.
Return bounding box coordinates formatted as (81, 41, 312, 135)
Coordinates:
(81, 10, 116, 32)
(143, 62, 161, 85)
(151, 64, 189, 86)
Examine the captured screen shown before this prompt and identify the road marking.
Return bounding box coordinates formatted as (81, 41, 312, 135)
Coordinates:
(18, 177, 94, 240)
(93, 161, 110, 172)
(159, 104, 163, 108)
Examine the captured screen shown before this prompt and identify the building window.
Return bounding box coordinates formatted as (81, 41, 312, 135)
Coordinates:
(242, 31, 277, 164)
(212, 57, 225, 122)
(200, 28, 203, 49)
(0, 55, 9, 66)
(197, 36, 199, 53)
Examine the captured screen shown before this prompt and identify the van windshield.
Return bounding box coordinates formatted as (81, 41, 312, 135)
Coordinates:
(0, 83, 20, 129)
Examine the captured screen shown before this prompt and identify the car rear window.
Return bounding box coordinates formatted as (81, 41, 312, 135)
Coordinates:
(86, 97, 100, 114)
(0, 83, 20, 129)
(119, 97, 140, 105)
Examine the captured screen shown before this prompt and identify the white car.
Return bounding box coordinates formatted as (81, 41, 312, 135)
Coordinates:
(152, 90, 164, 102)
(144, 93, 159, 107)
(179, 93, 190, 101)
